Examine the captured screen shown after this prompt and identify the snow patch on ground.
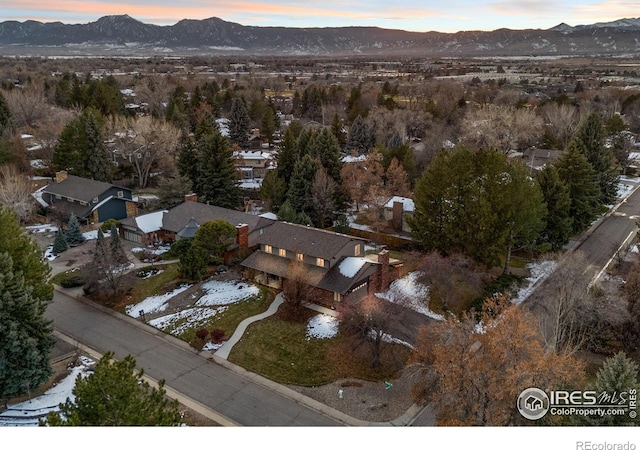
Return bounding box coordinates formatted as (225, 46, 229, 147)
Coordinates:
(149, 307, 225, 335)
(0, 356, 95, 427)
(511, 259, 557, 304)
(306, 314, 339, 340)
(195, 280, 260, 306)
(125, 283, 192, 317)
(376, 272, 444, 321)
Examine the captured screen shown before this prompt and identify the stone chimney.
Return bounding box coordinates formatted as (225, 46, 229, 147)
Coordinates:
(184, 193, 198, 202)
(392, 201, 404, 231)
(236, 223, 249, 249)
(378, 249, 390, 291)
(55, 170, 68, 183)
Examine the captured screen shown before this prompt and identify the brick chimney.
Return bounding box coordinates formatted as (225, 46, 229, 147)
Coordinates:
(378, 249, 390, 291)
(55, 170, 68, 183)
(392, 201, 404, 231)
(236, 223, 249, 249)
(184, 193, 198, 202)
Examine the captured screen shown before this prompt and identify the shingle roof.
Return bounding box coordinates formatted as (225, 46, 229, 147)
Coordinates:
(256, 221, 368, 261)
(42, 175, 131, 203)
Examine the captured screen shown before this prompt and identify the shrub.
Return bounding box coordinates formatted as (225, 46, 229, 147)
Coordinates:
(165, 238, 192, 259)
(195, 328, 209, 340)
(210, 328, 225, 343)
(100, 219, 119, 233)
(60, 275, 86, 288)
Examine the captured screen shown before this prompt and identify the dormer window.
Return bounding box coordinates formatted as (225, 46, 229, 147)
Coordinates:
(279, 248, 287, 257)
(265, 245, 272, 254)
(355, 244, 361, 256)
(117, 190, 124, 198)
(93, 197, 98, 203)
(296, 253, 304, 262)
(316, 258, 325, 268)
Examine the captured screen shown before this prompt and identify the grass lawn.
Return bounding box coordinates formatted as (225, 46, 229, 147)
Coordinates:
(228, 308, 410, 386)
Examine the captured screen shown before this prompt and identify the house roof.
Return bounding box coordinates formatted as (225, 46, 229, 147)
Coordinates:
(384, 196, 415, 212)
(255, 221, 368, 262)
(161, 201, 275, 245)
(42, 175, 131, 203)
(241, 251, 378, 295)
(177, 217, 200, 239)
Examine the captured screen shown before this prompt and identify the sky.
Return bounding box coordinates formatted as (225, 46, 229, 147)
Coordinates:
(2, 1, 640, 33)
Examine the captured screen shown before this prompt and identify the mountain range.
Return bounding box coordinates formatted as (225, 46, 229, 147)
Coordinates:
(1, 15, 640, 57)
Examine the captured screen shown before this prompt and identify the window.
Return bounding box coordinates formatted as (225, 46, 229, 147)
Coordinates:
(93, 197, 98, 203)
(296, 253, 304, 262)
(316, 258, 325, 268)
(354, 244, 361, 256)
(259, 228, 264, 235)
(279, 248, 286, 257)
(117, 190, 124, 198)
(265, 245, 272, 254)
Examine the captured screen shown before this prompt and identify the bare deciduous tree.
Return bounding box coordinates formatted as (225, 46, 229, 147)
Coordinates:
(0, 164, 35, 223)
(540, 102, 580, 150)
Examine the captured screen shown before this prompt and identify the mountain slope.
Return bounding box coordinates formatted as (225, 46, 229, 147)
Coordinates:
(1, 15, 639, 56)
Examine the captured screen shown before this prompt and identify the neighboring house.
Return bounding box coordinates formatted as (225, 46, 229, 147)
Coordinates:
(241, 221, 394, 307)
(41, 171, 137, 224)
(233, 150, 275, 181)
(383, 196, 414, 233)
(119, 210, 166, 245)
(520, 147, 563, 172)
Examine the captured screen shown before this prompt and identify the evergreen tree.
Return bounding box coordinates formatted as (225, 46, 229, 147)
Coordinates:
(308, 128, 343, 184)
(109, 224, 127, 267)
(345, 115, 375, 155)
(555, 142, 601, 234)
(0, 91, 14, 137)
(52, 228, 68, 254)
(65, 214, 85, 245)
(196, 128, 241, 209)
(536, 165, 574, 251)
(0, 252, 55, 403)
(574, 112, 619, 205)
(83, 109, 112, 182)
(0, 206, 52, 305)
(331, 113, 347, 149)
(275, 125, 301, 188)
(179, 245, 209, 281)
(177, 138, 201, 195)
(228, 97, 250, 148)
(259, 170, 287, 212)
(286, 154, 320, 222)
(192, 220, 237, 264)
(43, 352, 181, 426)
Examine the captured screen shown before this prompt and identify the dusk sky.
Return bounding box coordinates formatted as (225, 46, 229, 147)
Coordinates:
(2, 1, 639, 33)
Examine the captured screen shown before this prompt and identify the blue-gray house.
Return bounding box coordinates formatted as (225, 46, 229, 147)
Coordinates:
(41, 171, 138, 224)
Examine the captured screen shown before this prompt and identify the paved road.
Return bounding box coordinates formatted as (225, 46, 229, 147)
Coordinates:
(45, 288, 342, 426)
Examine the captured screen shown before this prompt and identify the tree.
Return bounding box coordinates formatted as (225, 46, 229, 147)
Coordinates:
(64, 213, 85, 245)
(0, 91, 15, 137)
(574, 112, 619, 205)
(275, 123, 302, 188)
(345, 115, 375, 155)
(52, 228, 68, 254)
(178, 244, 208, 281)
(86, 227, 129, 296)
(286, 154, 320, 223)
(0, 252, 55, 405)
(0, 164, 35, 224)
(192, 220, 237, 264)
(337, 294, 394, 368)
(0, 205, 52, 305)
(410, 147, 546, 269)
(573, 352, 640, 426)
(308, 128, 343, 184)
(536, 165, 573, 251)
(259, 170, 286, 212)
(195, 126, 241, 209)
(43, 352, 181, 426)
(228, 97, 250, 148)
(555, 142, 601, 234)
(310, 166, 336, 228)
(540, 103, 579, 150)
(408, 296, 585, 425)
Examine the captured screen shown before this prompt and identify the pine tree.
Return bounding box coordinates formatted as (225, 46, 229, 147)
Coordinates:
(574, 112, 619, 205)
(0, 91, 14, 137)
(43, 352, 181, 426)
(275, 125, 301, 188)
(83, 109, 112, 182)
(308, 128, 343, 184)
(65, 213, 85, 245)
(286, 154, 320, 222)
(178, 245, 208, 281)
(52, 228, 68, 254)
(345, 115, 375, 155)
(0, 206, 52, 305)
(330, 113, 347, 149)
(228, 97, 250, 148)
(536, 165, 574, 251)
(0, 252, 55, 403)
(196, 128, 241, 209)
(109, 224, 127, 267)
(555, 142, 601, 234)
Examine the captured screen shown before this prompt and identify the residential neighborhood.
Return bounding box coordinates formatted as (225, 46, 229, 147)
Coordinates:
(2, 13, 640, 442)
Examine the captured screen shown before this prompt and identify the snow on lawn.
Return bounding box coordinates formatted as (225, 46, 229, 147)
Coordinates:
(131, 245, 171, 256)
(376, 272, 444, 321)
(149, 307, 226, 336)
(0, 356, 95, 427)
(511, 259, 557, 305)
(25, 223, 58, 234)
(195, 280, 259, 306)
(306, 314, 339, 340)
(125, 283, 192, 317)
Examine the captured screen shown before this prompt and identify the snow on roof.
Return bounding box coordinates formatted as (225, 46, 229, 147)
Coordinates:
(384, 196, 415, 212)
(342, 154, 367, 163)
(338, 257, 370, 278)
(31, 184, 49, 207)
(135, 210, 167, 234)
(259, 212, 278, 220)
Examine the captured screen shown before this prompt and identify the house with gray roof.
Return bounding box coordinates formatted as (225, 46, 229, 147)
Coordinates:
(41, 171, 137, 224)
